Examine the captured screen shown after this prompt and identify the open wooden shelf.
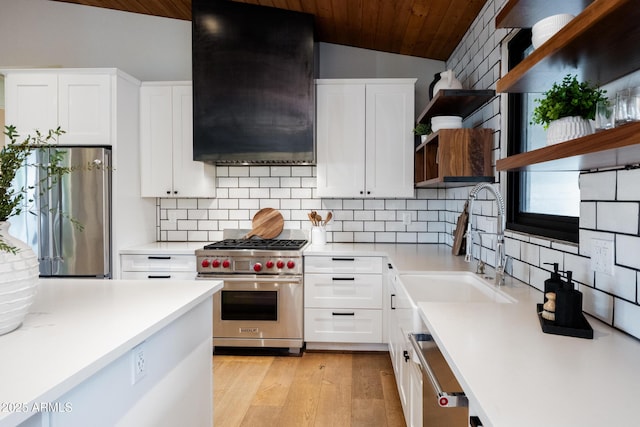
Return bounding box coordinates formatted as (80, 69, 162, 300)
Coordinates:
(496, 0, 640, 93)
(496, 121, 640, 171)
(416, 89, 495, 124)
(415, 128, 494, 187)
(496, 0, 593, 28)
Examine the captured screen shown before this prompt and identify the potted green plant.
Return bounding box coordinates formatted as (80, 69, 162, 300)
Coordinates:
(413, 122, 432, 144)
(0, 125, 71, 335)
(531, 74, 607, 145)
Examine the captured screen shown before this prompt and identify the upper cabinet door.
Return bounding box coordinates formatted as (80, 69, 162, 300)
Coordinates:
(171, 85, 216, 198)
(58, 74, 111, 145)
(140, 84, 174, 197)
(365, 83, 415, 198)
(4, 74, 58, 141)
(316, 83, 367, 198)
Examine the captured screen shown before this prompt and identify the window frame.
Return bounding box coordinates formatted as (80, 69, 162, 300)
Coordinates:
(505, 29, 579, 243)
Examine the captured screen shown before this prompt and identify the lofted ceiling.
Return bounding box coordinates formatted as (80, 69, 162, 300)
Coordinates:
(50, 0, 488, 61)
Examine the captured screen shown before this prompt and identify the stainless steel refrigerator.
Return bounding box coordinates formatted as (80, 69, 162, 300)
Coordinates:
(9, 146, 112, 278)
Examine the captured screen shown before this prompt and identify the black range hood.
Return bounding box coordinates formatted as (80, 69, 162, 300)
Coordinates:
(192, 0, 315, 164)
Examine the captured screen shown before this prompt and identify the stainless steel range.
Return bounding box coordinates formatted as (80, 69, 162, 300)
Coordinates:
(196, 231, 307, 354)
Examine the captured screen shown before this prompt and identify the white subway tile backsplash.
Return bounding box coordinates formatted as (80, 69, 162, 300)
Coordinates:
(617, 235, 640, 270)
(521, 242, 540, 266)
(160, 198, 177, 209)
(364, 221, 385, 232)
(187, 231, 208, 242)
(344, 199, 364, 210)
(580, 171, 616, 200)
(617, 169, 640, 200)
(375, 210, 396, 221)
(564, 253, 593, 286)
(354, 210, 375, 221)
(249, 188, 270, 199)
(228, 166, 249, 177)
(597, 202, 638, 234)
(249, 166, 270, 176)
(218, 177, 239, 188)
(579, 202, 596, 229)
(260, 177, 280, 187)
(238, 177, 260, 187)
(614, 298, 640, 340)
(280, 177, 301, 188)
(270, 166, 291, 177)
(580, 284, 614, 324)
(595, 266, 636, 301)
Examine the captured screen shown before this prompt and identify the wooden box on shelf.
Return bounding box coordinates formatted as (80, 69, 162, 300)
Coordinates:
(415, 128, 493, 187)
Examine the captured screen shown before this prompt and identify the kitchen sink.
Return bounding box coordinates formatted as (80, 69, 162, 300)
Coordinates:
(399, 272, 516, 304)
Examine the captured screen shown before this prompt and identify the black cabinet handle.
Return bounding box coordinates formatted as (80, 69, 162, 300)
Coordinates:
(470, 416, 483, 427)
(332, 312, 355, 316)
(331, 257, 355, 261)
(332, 277, 355, 281)
(403, 350, 410, 362)
(148, 256, 171, 260)
(148, 275, 171, 279)
(391, 293, 396, 310)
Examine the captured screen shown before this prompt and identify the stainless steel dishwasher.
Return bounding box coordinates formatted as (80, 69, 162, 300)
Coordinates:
(409, 326, 470, 426)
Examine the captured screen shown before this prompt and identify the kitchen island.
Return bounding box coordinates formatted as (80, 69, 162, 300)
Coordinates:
(0, 278, 222, 427)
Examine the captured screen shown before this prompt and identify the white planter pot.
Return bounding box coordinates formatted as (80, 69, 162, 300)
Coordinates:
(546, 116, 593, 145)
(0, 221, 40, 335)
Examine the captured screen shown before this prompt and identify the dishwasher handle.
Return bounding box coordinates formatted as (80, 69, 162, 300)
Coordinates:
(409, 333, 468, 408)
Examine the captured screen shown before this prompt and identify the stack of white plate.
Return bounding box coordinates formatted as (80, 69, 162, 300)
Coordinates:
(532, 14, 574, 49)
(431, 116, 462, 132)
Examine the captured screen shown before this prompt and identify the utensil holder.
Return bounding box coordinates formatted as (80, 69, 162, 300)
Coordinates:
(311, 226, 326, 245)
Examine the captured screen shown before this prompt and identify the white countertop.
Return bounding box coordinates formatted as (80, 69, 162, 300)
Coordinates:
(0, 278, 222, 426)
(119, 241, 208, 255)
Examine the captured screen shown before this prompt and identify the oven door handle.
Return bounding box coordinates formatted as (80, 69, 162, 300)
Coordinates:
(207, 276, 302, 284)
(409, 333, 468, 408)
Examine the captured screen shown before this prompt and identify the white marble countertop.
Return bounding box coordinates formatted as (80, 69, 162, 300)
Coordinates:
(119, 241, 208, 255)
(0, 278, 222, 427)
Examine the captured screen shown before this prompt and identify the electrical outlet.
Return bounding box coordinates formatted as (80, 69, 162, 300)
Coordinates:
(591, 238, 614, 275)
(402, 213, 411, 226)
(131, 342, 147, 384)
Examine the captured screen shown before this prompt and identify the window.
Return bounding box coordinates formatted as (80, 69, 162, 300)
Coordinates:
(506, 30, 579, 242)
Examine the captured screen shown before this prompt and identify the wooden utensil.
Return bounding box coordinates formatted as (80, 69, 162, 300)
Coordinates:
(452, 201, 469, 256)
(324, 212, 332, 225)
(244, 208, 284, 239)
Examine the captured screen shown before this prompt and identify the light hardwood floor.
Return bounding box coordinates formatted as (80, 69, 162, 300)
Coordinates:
(213, 351, 406, 427)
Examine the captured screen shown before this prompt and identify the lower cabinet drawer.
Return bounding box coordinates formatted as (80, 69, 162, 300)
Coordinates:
(304, 273, 382, 308)
(120, 271, 197, 280)
(304, 308, 382, 343)
(120, 254, 196, 272)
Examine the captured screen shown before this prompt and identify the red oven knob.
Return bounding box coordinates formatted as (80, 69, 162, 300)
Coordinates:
(253, 262, 262, 272)
(201, 259, 210, 268)
(222, 260, 230, 268)
(266, 260, 274, 269)
(212, 259, 221, 268)
(276, 260, 285, 269)
(287, 260, 295, 269)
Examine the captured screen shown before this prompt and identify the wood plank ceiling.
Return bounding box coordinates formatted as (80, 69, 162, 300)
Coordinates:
(50, 0, 488, 61)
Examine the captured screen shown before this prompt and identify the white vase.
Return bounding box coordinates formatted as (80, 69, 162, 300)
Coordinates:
(432, 70, 463, 97)
(0, 221, 40, 335)
(546, 116, 593, 145)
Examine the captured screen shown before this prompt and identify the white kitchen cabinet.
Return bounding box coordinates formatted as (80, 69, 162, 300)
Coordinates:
(2, 68, 157, 279)
(5, 72, 111, 145)
(316, 79, 416, 198)
(388, 272, 423, 426)
(140, 82, 216, 198)
(304, 255, 384, 347)
(120, 253, 196, 280)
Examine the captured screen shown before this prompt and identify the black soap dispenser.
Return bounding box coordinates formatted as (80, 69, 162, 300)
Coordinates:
(543, 262, 563, 304)
(555, 271, 583, 327)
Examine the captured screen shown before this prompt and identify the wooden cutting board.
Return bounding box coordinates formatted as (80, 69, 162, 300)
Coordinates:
(452, 201, 469, 256)
(244, 208, 284, 239)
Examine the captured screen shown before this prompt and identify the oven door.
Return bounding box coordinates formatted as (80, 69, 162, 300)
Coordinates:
(212, 275, 303, 349)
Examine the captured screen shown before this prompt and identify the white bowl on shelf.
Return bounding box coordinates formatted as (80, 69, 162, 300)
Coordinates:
(431, 115, 462, 132)
(532, 14, 574, 49)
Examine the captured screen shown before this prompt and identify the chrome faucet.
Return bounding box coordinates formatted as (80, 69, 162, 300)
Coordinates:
(464, 183, 507, 286)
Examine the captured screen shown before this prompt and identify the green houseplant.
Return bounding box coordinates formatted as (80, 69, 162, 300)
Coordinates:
(531, 74, 607, 145)
(413, 122, 432, 144)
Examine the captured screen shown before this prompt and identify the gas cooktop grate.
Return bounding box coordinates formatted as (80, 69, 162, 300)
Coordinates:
(203, 239, 308, 250)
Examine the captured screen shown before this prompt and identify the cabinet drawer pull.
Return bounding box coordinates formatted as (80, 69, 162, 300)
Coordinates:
(148, 256, 171, 260)
(148, 275, 171, 279)
(391, 293, 396, 310)
(331, 257, 355, 261)
(331, 277, 355, 281)
(331, 312, 355, 316)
